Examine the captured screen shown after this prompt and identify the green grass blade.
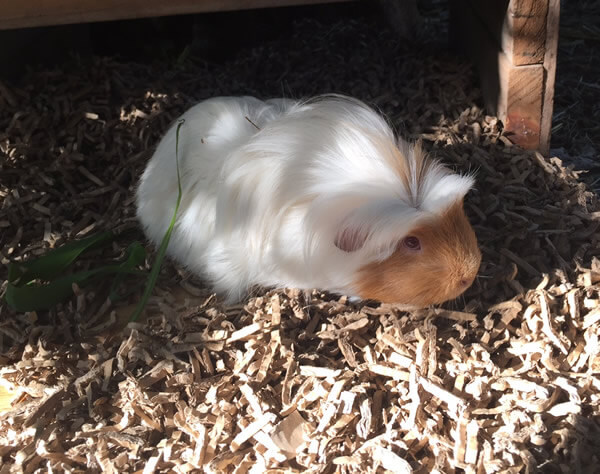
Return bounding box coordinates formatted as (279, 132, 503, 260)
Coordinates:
(5, 237, 146, 312)
(130, 119, 185, 322)
(5, 264, 146, 312)
(7, 230, 115, 284)
(6, 274, 90, 312)
(108, 242, 147, 302)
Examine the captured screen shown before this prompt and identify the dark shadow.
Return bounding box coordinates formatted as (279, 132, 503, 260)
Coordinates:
(448, 0, 508, 116)
(550, 0, 600, 192)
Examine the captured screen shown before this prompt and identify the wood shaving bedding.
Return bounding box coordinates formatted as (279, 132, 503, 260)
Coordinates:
(1, 6, 600, 474)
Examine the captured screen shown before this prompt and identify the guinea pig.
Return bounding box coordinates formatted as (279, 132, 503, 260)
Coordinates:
(136, 95, 481, 307)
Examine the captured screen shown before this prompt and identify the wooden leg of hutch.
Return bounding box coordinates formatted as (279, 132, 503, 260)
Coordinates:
(450, 0, 560, 154)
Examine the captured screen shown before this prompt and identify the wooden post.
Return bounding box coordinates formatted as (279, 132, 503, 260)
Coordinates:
(0, 0, 353, 30)
(450, 0, 560, 154)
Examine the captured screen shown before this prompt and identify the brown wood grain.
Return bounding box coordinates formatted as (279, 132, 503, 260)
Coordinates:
(450, 0, 557, 152)
(505, 0, 549, 66)
(0, 0, 353, 30)
(465, 0, 548, 66)
(501, 57, 544, 149)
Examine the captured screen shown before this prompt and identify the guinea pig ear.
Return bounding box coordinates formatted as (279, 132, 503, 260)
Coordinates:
(334, 222, 368, 253)
(332, 200, 416, 253)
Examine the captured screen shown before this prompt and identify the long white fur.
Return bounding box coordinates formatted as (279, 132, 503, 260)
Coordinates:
(136, 95, 474, 301)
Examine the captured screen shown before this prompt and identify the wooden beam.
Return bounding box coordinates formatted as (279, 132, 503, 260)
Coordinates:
(0, 0, 353, 30)
(499, 56, 544, 150)
(504, 0, 549, 66)
(450, 0, 560, 154)
(467, 0, 549, 65)
(539, 0, 560, 156)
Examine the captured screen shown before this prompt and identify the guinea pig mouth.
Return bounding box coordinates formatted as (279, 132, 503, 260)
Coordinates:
(407, 281, 476, 307)
(440, 281, 474, 302)
(354, 263, 479, 308)
(367, 291, 454, 308)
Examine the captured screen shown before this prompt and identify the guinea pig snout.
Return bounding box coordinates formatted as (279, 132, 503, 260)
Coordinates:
(454, 279, 472, 296)
(455, 260, 480, 292)
(459, 274, 476, 288)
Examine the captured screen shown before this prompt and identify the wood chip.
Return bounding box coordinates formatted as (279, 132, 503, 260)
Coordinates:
(231, 413, 277, 452)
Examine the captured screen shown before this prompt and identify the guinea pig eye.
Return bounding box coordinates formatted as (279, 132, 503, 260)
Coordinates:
(403, 236, 421, 251)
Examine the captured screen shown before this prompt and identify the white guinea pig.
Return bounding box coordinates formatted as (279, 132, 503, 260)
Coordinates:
(136, 95, 481, 307)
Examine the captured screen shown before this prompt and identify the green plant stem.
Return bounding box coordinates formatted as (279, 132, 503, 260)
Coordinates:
(129, 119, 185, 322)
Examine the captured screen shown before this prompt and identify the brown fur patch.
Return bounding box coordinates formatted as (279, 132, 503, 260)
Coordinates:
(387, 141, 411, 192)
(382, 138, 438, 205)
(355, 200, 481, 307)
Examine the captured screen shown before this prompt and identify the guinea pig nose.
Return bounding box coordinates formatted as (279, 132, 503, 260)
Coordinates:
(459, 278, 470, 287)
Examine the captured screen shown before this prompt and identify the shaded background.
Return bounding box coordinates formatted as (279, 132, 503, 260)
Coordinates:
(0, 0, 597, 180)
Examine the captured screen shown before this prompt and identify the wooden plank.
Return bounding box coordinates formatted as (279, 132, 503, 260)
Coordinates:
(500, 56, 544, 150)
(539, 0, 560, 155)
(467, 0, 548, 66)
(450, 0, 558, 153)
(0, 0, 353, 30)
(505, 0, 549, 66)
